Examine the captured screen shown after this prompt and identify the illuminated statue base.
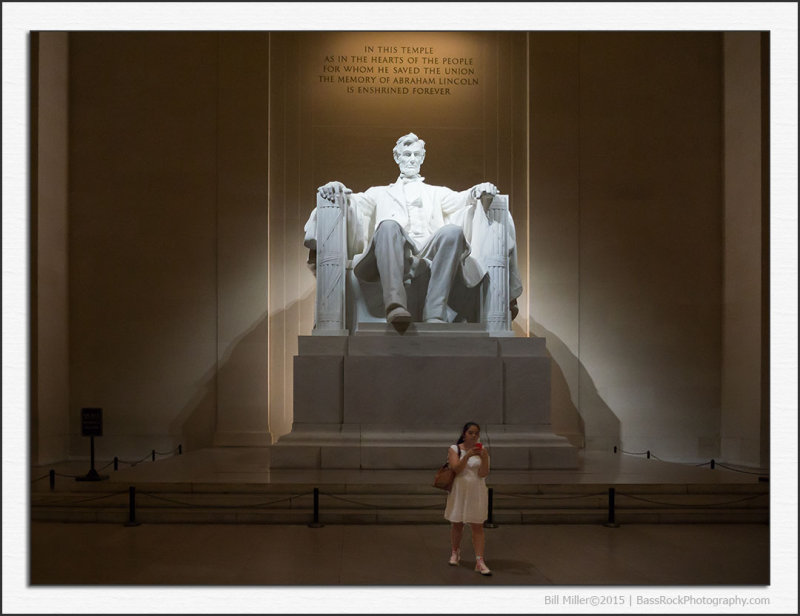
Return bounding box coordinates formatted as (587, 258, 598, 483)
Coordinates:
(269, 326, 579, 470)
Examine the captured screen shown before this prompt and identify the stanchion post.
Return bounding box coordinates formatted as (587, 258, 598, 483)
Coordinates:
(710, 459, 715, 469)
(178, 444, 182, 455)
(124, 486, 141, 527)
(49, 469, 55, 491)
(151, 449, 156, 462)
(603, 487, 620, 528)
(113, 456, 119, 471)
(484, 487, 498, 528)
(76, 435, 108, 481)
(646, 450, 651, 459)
(76, 408, 108, 481)
(308, 487, 324, 528)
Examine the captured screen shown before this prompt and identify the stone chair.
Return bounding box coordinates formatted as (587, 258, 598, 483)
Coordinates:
(278, 192, 579, 470)
(309, 192, 514, 335)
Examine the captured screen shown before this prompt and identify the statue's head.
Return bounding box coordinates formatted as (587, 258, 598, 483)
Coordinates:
(393, 132, 426, 179)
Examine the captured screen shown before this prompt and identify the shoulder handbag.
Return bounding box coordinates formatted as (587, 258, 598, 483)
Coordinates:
(433, 449, 456, 492)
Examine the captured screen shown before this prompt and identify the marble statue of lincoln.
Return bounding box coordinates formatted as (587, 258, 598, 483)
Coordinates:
(306, 132, 522, 324)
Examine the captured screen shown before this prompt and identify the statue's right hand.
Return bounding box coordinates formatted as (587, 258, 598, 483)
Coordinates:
(317, 181, 351, 202)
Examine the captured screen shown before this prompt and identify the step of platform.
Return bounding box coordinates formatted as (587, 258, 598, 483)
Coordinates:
(352, 322, 491, 336)
(268, 438, 580, 470)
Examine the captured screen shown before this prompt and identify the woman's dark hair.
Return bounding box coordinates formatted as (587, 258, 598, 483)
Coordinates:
(456, 422, 481, 444)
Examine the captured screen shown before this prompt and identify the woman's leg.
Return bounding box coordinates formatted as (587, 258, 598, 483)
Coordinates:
(469, 523, 485, 558)
(450, 522, 464, 551)
(469, 523, 492, 574)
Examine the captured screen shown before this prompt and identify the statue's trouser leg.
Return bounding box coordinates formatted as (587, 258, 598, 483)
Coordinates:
(373, 220, 410, 313)
(423, 225, 466, 322)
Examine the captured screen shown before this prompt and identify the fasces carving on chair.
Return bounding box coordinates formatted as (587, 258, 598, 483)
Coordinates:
(303, 132, 522, 334)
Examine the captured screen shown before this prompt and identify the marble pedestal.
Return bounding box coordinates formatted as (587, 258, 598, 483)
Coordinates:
(270, 324, 579, 469)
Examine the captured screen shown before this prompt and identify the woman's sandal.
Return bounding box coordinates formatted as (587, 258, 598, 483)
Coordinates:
(475, 557, 492, 576)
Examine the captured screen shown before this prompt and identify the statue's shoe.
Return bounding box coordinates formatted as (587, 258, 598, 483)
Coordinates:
(386, 306, 412, 323)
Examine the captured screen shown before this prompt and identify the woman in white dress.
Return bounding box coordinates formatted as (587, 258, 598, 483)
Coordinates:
(444, 421, 492, 575)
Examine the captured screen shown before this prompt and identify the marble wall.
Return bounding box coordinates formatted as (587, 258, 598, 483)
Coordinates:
(530, 32, 725, 458)
(32, 32, 70, 464)
(721, 32, 768, 467)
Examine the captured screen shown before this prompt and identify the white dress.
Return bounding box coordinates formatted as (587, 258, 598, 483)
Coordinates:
(444, 444, 488, 524)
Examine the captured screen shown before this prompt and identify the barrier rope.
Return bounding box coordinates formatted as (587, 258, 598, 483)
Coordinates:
(32, 490, 129, 506)
(716, 462, 770, 476)
(153, 448, 179, 456)
(317, 487, 767, 517)
(500, 491, 607, 501)
(619, 448, 649, 456)
(320, 492, 446, 510)
(32, 483, 767, 529)
(53, 471, 85, 479)
(650, 454, 712, 467)
(115, 445, 183, 467)
(137, 490, 314, 509)
(34, 489, 764, 512)
(616, 492, 767, 508)
(32, 445, 185, 487)
(115, 453, 155, 467)
(616, 447, 769, 477)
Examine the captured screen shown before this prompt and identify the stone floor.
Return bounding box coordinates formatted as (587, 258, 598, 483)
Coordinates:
(12, 521, 790, 616)
(29, 521, 769, 587)
(13, 448, 789, 613)
(17, 520, 781, 614)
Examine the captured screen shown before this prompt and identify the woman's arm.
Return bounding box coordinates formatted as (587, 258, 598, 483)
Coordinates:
(477, 449, 490, 478)
(447, 448, 478, 475)
(448, 446, 471, 474)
